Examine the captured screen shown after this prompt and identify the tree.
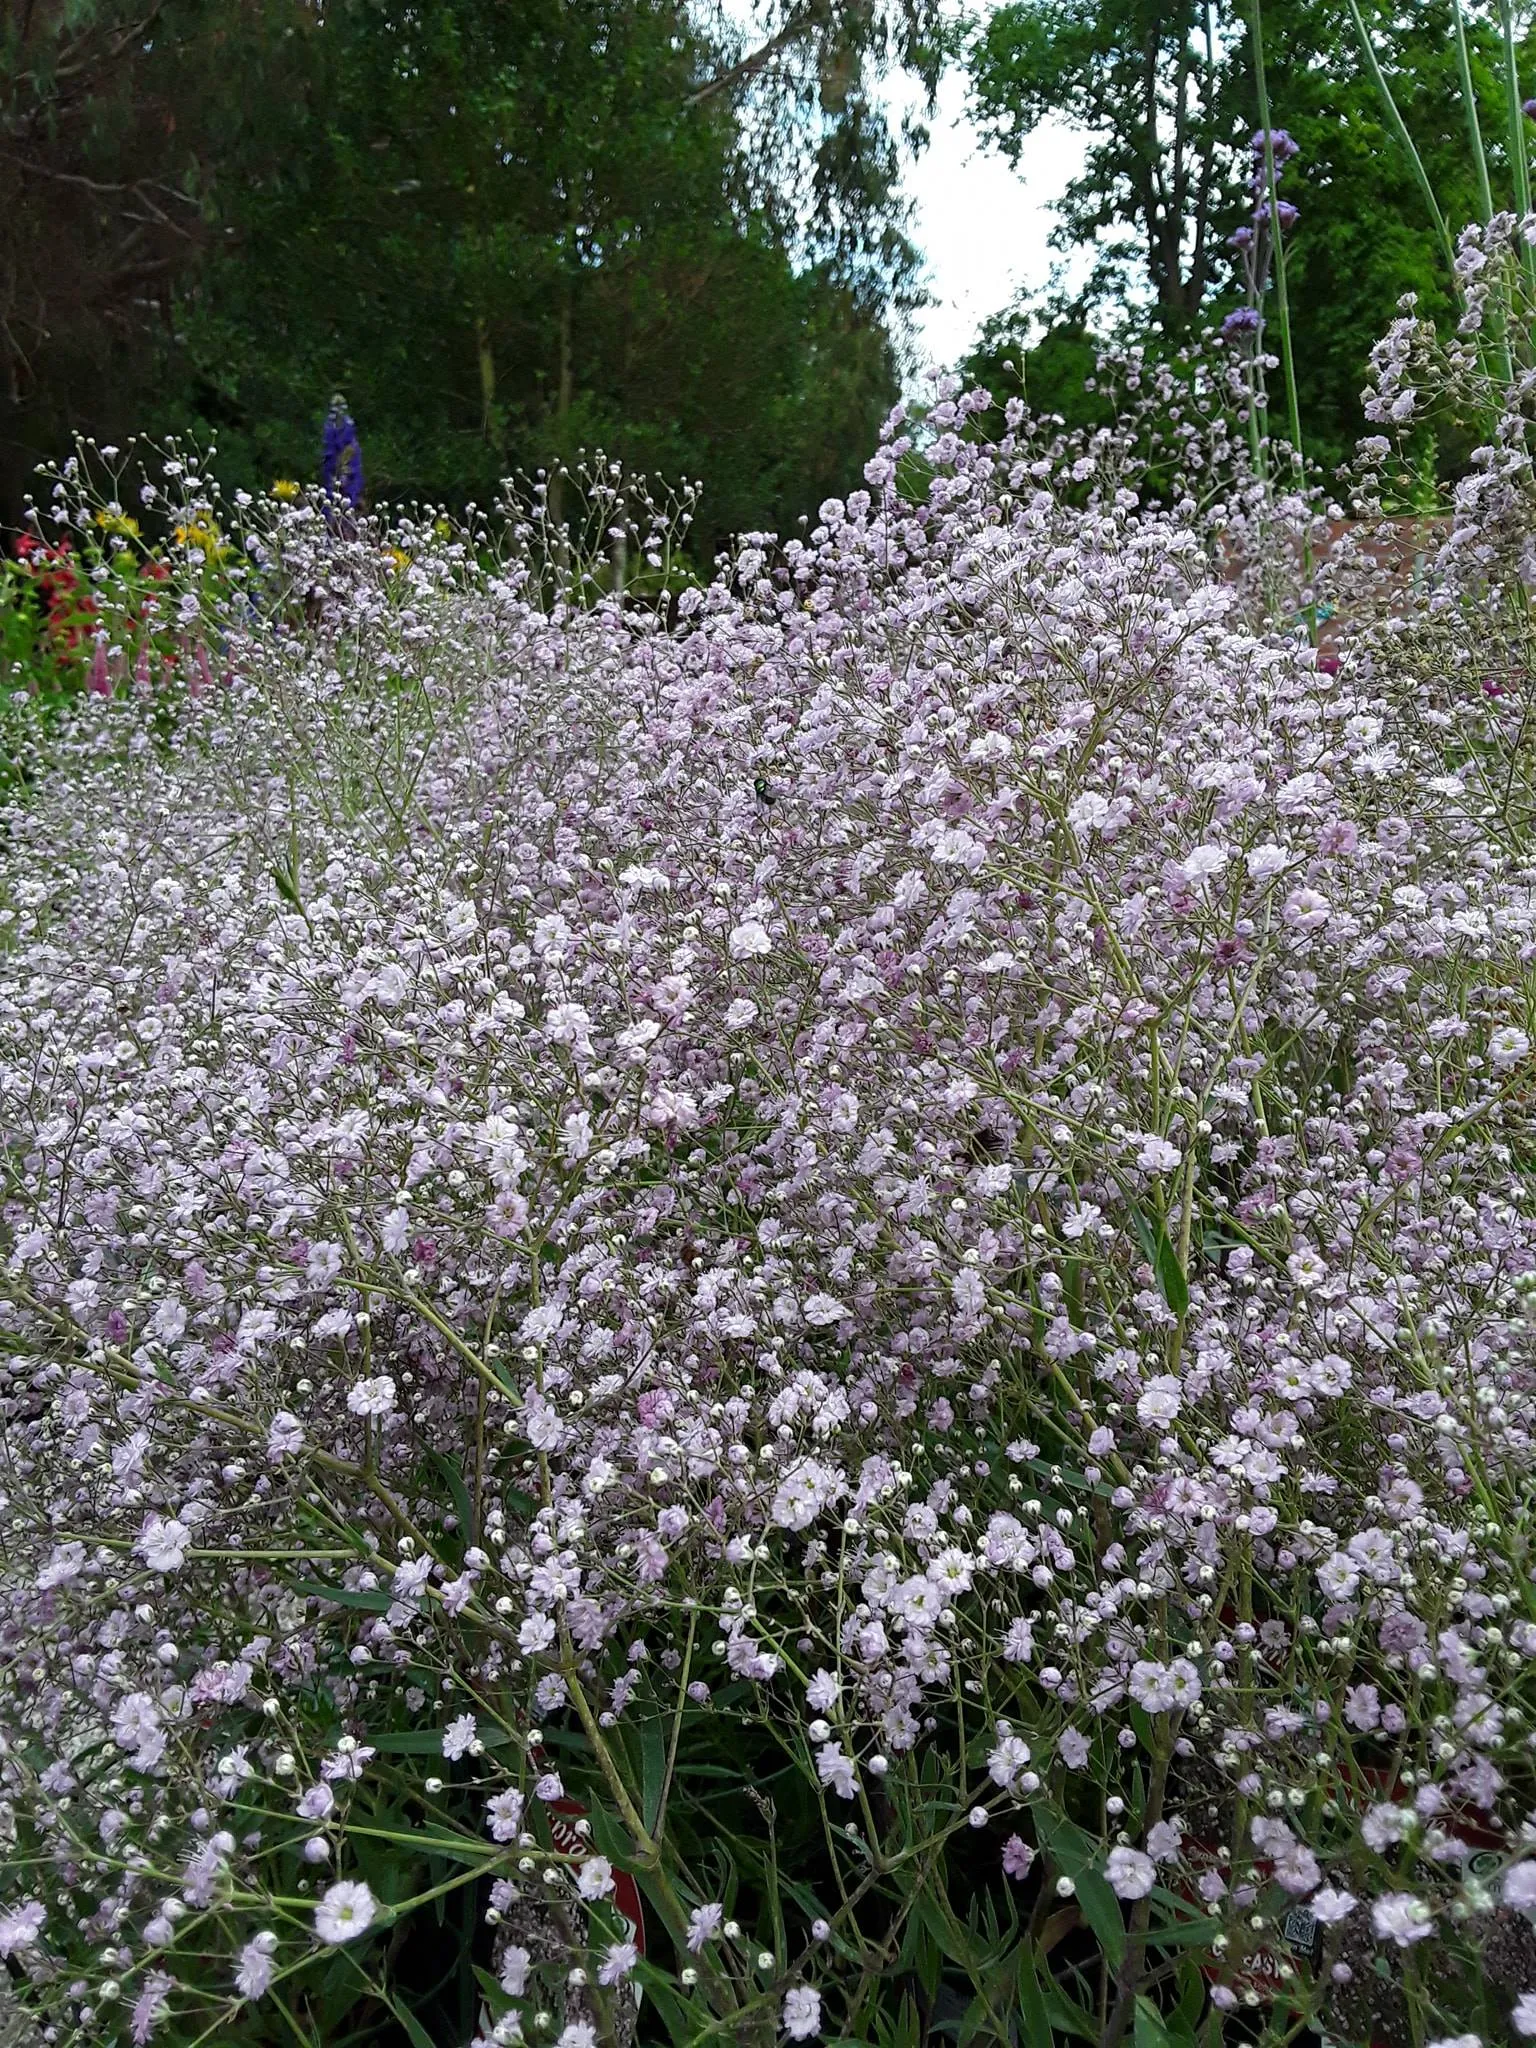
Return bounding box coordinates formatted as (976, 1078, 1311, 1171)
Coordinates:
(150, 0, 905, 552)
(692, 0, 946, 290)
(961, 0, 1520, 467)
(966, 0, 1244, 338)
(0, 2, 204, 522)
(1, 0, 919, 552)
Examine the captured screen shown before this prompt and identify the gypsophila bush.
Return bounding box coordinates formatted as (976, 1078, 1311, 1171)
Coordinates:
(4, 352, 1536, 2048)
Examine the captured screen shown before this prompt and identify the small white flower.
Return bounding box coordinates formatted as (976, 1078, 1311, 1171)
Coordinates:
(1490, 1025, 1530, 1070)
(782, 1986, 822, 2040)
(728, 919, 771, 959)
(441, 1713, 478, 1761)
(314, 1880, 377, 1944)
(1245, 841, 1291, 879)
(1283, 886, 1331, 931)
(802, 1292, 848, 1327)
(987, 1733, 1033, 1791)
(1371, 1892, 1434, 1946)
(576, 1856, 616, 1901)
(0, 1901, 45, 1958)
(1310, 1888, 1357, 1924)
(598, 1939, 638, 1985)
(967, 731, 1012, 762)
(1136, 1375, 1183, 1425)
(1133, 1134, 1182, 1174)
(1178, 843, 1228, 884)
(135, 1514, 190, 1575)
(234, 1933, 278, 2000)
(266, 1410, 305, 1461)
(1104, 1847, 1156, 1900)
(346, 1375, 396, 1418)
(1067, 791, 1112, 833)
(1287, 1247, 1328, 1290)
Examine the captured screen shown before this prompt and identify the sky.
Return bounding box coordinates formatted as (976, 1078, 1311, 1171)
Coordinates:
(713, 1, 1091, 379)
(893, 69, 1090, 376)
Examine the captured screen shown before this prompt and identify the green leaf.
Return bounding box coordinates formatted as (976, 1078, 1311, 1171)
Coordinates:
(875, 1993, 923, 2048)
(959, 1949, 1021, 2044)
(1020, 1941, 1099, 2045)
(898, 1894, 943, 2001)
(1143, 1887, 1224, 1948)
(1017, 1944, 1054, 2044)
(388, 1998, 437, 2048)
(583, 1800, 634, 1867)
(472, 1964, 511, 2020)
(631, 1959, 694, 2045)
(1131, 1200, 1189, 1317)
(369, 1726, 514, 1754)
(1034, 1806, 1126, 1967)
(1153, 1222, 1190, 1318)
(424, 1446, 474, 1536)
(641, 1712, 667, 1838)
(1135, 1998, 1174, 2048)
(1173, 1959, 1205, 2031)
(289, 1578, 393, 1612)
(1135, 1995, 1198, 2048)
(1072, 1866, 1129, 1971)
(334, 1947, 433, 2048)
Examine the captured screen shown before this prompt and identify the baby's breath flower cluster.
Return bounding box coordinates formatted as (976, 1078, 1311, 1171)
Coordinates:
(5, 341, 1536, 2048)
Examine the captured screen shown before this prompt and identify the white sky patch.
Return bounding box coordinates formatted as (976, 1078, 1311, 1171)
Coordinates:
(893, 69, 1090, 377)
(710, 0, 1094, 377)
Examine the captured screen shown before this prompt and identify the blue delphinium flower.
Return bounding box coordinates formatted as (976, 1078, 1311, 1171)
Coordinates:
(321, 395, 364, 512)
(1250, 127, 1300, 168)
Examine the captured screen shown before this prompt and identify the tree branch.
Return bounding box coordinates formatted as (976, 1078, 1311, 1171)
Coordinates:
(686, 3, 825, 109)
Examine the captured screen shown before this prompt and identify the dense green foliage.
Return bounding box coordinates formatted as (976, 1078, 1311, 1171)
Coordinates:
(962, 0, 1521, 469)
(0, 0, 940, 552)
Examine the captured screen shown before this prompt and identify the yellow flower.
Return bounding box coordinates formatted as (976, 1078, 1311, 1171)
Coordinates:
(94, 510, 140, 540)
(271, 479, 301, 501)
(173, 517, 226, 562)
(383, 545, 410, 574)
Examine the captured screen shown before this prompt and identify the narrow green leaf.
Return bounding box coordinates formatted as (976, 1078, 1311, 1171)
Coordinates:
(583, 1800, 633, 1867)
(1071, 1866, 1128, 1970)
(640, 1713, 667, 1839)
(631, 1959, 693, 2044)
(1128, 1203, 1158, 1265)
(289, 1579, 393, 1612)
(472, 1963, 510, 2019)
(369, 1726, 514, 1755)
(1017, 1944, 1055, 2044)
(1135, 1997, 1175, 2048)
(1153, 1222, 1190, 1318)
(382, 1833, 495, 1868)
(1174, 1959, 1205, 2031)
(958, 1951, 1021, 2045)
(388, 1998, 437, 2048)
(1043, 1987, 1100, 2042)
(1034, 1806, 1126, 1967)
(425, 1446, 473, 1536)
(1131, 1200, 1189, 1316)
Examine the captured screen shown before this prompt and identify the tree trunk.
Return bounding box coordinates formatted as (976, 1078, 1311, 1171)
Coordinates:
(475, 314, 504, 462)
(547, 257, 574, 549)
